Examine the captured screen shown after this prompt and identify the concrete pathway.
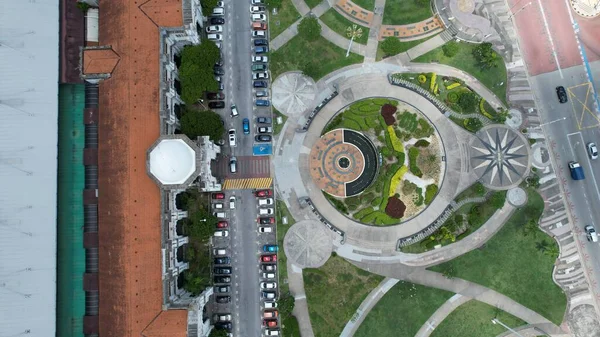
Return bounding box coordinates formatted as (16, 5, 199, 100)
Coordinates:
(363, 0, 386, 62)
(317, 19, 367, 56)
(291, 0, 310, 16)
(270, 19, 300, 51)
(339, 277, 399, 337)
(415, 294, 471, 337)
(287, 262, 316, 337)
(405, 34, 447, 61)
(311, 0, 330, 16)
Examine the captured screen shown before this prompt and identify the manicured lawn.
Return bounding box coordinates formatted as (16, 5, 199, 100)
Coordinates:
(382, 0, 432, 25)
(282, 315, 301, 337)
(376, 35, 436, 60)
(413, 42, 508, 105)
(352, 0, 376, 11)
(431, 300, 526, 337)
(430, 189, 567, 325)
(273, 108, 288, 135)
(355, 281, 454, 337)
(270, 34, 364, 81)
(304, 256, 384, 337)
(305, 0, 323, 9)
(320, 8, 370, 45)
(276, 199, 296, 295)
(269, 0, 302, 40)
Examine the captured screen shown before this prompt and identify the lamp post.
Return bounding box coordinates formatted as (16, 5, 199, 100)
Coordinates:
(345, 24, 363, 58)
(491, 318, 525, 337)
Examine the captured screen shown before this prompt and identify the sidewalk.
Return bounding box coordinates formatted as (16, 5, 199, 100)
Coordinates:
(363, 0, 386, 62)
(318, 19, 367, 56)
(287, 262, 315, 337)
(271, 19, 300, 51)
(415, 294, 471, 337)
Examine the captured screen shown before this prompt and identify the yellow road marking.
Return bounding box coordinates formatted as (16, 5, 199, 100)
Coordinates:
(568, 82, 600, 130)
(223, 178, 272, 190)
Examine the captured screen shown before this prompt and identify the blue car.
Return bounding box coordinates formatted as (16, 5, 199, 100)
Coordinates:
(242, 118, 250, 134)
(255, 99, 270, 107)
(255, 46, 269, 54)
(254, 39, 268, 46)
(263, 245, 278, 252)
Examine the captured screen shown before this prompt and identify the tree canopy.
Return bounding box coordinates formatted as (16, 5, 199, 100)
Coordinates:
(184, 207, 218, 242)
(442, 41, 459, 57)
(380, 37, 402, 57)
(458, 91, 478, 112)
(472, 42, 499, 69)
(179, 43, 220, 104)
(209, 328, 229, 337)
(298, 16, 321, 40)
(201, 0, 219, 16)
(179, 107, 224, 142)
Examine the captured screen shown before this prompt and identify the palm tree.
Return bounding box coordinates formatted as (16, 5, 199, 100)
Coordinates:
(545, 245, 560, 259)
(535, 240, 549, 253)
(522, 219, 539, 237)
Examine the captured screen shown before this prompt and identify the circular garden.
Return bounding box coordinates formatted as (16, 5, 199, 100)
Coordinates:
(314, 98, 445, 226)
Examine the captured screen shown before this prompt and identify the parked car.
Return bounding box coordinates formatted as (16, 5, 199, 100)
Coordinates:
(255, 46, 269, 54)
(210, 17, 225, 25)
(264, 301, 278, 309)
(258, 198, 273, 206)
(216, 295, 231, 303)
(252, 30, 266, 38)
(259, 208, 274, 215)
(265, 329, 280, 336)
(586, 224, 599, 242)
(214, 276, 231, 283)
(215, 57, 224, 67)
(261, 264, 277, 272)
(256, 117, 272, 124)
(253, 72, 269, 80)
(206, 25, 223, 33)
(253, 80, 268, 88)
(217, 221, 229, 228)
(260, 281, 277, 289)
(212, 7, 224, 16)
(255, 99, 270, 107)
(229, 196, 236, 209)
(263, 310, 279, 318)
(212, 192, 225, 199)
(250, 5, 266, 13)
(251, 13, 267, 21)
(262, 272, 276, 279)
(255, 134, 272, 142)
(213, 66, 225, 75)
(214, 230, 229, 237)
(216, 1, 224, 8)
(229, 156, 237, 173)
(228, 129, 236, 147)
(215, 285, 231, 293)
(252, 22, 267, 30)
(214, 257, 230, 264)
(213, 248, 227, 256)
(207, 92, 225, 100)
(263, 244, 278, 252)
(255, 189, 273, 197)
(261, 255, 277, 263)
(208, 101, 225, 109)
(213, 203, 224, 209)
(262, 291, 276, 300)
(258, 226, 273, 233)
(215, 322, 232, 331)
(214, 267, 232, 274)
(254, 39, 268, 46)
(255, 90, 268, 98)
(207, 33, 223, 41)
(556, 86, 568, 103)
(214, 314, 232, 322)
(263, 319, 278, 328)
(214, 211, 226, 218)
(251, 0, 263, 4)
(252, 63, 267, 71)
(243, 118, 250, 134)
(588, 142, 598, 160)
(252, 55, 268, 63)
(258, 217, 275, 224)
(257, 126, 273, 133)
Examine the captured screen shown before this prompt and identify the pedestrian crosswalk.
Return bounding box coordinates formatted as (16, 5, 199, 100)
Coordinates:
(223, 177, 272, 190)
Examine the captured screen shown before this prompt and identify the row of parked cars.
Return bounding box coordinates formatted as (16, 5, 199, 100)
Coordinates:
(250, 2, 273, 144)
(205, 2, 228, 110)
(211, 191, 234, 332)
(253, 189, 280, 336)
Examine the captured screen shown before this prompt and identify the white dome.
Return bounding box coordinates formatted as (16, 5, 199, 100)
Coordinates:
(149, 139, 196, 185)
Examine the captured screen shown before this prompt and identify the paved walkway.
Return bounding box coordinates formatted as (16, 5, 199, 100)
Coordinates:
(415, 294, 471, 337)
(317, 18, 367, 56)
(339, 277, 399, 336)
(287, 261, 316, 337)
(363, 0, 385, 62)
(270, 19, 300, 51)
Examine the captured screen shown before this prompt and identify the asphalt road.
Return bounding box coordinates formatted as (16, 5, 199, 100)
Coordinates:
(530, 61, 600, 307)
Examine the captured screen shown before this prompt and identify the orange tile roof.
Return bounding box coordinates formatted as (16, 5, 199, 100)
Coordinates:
(82, 48, 120, 75)
(96, 0, 185, 336)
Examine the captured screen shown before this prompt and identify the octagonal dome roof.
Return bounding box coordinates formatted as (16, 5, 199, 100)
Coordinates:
(149, 139, 196, 185)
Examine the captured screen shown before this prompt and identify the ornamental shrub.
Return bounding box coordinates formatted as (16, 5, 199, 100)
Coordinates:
(424, 184, 439, 205)
(388, 166, 408, 197)
(447, 92, 459, 103)
(447, 82, 461, 90)
(418, 74, 427, 84)
(408, 147, 423, 177)
(463, 118, 483, 132)
(479, 99, 495, 119)
(429, 73, 437, 92)
(414, 139, 430, 147)
(387, 126, 405, 152)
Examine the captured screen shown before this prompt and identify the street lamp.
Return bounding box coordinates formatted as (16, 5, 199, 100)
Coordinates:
(507, 2, 532, 20)
(491, 318, 525, 337)
(345, 24, 363, 58)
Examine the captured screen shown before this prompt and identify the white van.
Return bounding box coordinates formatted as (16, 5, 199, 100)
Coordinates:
(265, 329, 280, 336)
(213, 248, 228, 255)
(258, 227, 272, 233)
(214, 230, 229, 237)
(214, 212, 226, 218)
(207, 33, 223, 41)
(212, 7, 224, 16)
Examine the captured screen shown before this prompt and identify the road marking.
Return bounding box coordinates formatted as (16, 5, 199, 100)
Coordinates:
(536, 0, 563, 78)
(568, 132, 600, 204)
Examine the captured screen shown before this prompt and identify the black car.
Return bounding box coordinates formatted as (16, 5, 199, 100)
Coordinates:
(215, 322, 232, 331)
(254, 39, 268, 46)
(258, 217, 275, 224)
(207, 92, 225, 100)
(209, 101, 225, 109)
(216, 295, 231, 303)
(556, 86, 567, 103)
(215, 285, 231, 293)
(255, 135, 272, 142)
(253, 80, 268, 88)
(210, 17, 225, 25)
(257, 117, 272, 124)
(215, 58, 224, 67)
(214, 66, 225, 75)
(214, 267, 232, 274)
(214, 276, 231, 283)
(214, 257, 231, 265)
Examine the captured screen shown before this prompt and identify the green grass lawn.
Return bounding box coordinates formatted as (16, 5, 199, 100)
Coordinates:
(351, 0, 376, 11)
(413, 42, 508, 105)
(304, 0, 323, 9)
(273, 109, 288, 135)
(382, 0, 432, 25)
(376, 35, 436, 60)
(320, 8, 370, 45)
(430, 189, 567, 325)
(304, 256, 384, 337)
(269, 0, 302, 40)
(282, 315, 301, 337)
(270, 34, 364, 81)
(276, 199, 296, 295)
(354, 281, 454, 337)
(431, 300, 526, 337)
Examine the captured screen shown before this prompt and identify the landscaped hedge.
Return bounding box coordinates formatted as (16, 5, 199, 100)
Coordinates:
(353, 206, 374, 219)
(424, 184, 438, 205)
(408, 147, 423, 177)
(387, 125, 404, 152)
(389, 166, 408, 197)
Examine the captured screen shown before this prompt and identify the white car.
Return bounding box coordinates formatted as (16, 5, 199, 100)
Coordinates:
(251, 0, 263, 4)
(228, 129, 236, 147)
(214, 314, 231, 322)
(252, 56, 268, 63)
(264, 301, 278, 309)
(588, 142, 598, 160)
(229, 196, 236, 209)
(258, 198, 273, 206)
(260, 282, 277, 289)
(250, 5, 266, 13)
(258, 226, 273, 233)
(259, 208, 274, 215)
(253, 72, 269, 80)
(586, 225, 598, 242)
(206, 25, 223, 33)
(251, 13, 267, 22)
(265, 329, 280, 336)
(252, 30, 266, 37)
(257, 126, 273, 133)
(214, 230, 229, 237)
(214, 248, 228, 255)
(212, 7, 224, 16)
(262, 272, 276, 279)
(213, 203, 224, 209)
(216, 1, 224, 8)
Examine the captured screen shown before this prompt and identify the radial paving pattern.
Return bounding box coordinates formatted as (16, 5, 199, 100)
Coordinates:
(272, 72, 317, 117)
(283, 220, 333, 268)
(470, 125, 530, 189)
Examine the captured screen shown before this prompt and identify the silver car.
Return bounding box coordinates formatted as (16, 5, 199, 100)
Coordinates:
(588, 142, 598, 160)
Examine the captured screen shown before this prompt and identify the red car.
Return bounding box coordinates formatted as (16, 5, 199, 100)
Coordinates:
(258, 217, 275, 225)
(217, 221, 229, 228)
(261, 254, 277, 262)
(263, 319, 278, 328)
(255, 190, 273, 197)
(212, 192, 225, 199)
